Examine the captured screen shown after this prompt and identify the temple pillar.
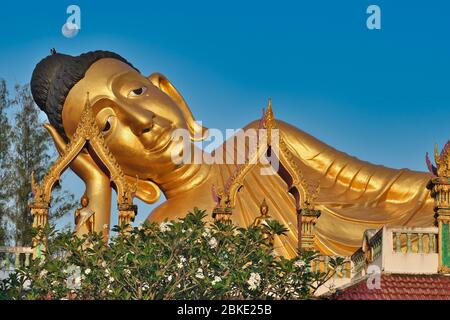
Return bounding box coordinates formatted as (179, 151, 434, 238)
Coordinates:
(29, 202, 49, 259)
(212, 206, 233, 224)
(118, 203, 138, 227)
(298, 206, 321, 251)
(426, 142, 450, 273)
(428, 178, 450, 273)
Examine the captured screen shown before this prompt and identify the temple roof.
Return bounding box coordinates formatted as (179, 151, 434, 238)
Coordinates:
(329, 274, 450, 300)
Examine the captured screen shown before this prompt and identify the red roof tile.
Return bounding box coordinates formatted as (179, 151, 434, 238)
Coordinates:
(330, 274, 450, 300)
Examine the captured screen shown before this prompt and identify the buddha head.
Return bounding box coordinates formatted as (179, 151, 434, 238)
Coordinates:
(31, 50, 206, 196)
(80, 193, 89, 208)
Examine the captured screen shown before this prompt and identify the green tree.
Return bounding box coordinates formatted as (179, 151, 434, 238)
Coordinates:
(0, 79, 12, 246)
(9, 84, 76, 247)
(1, 208, 344, 300)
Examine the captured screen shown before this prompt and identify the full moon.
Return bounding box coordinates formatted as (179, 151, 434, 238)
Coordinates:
(61, 23, 79, 38)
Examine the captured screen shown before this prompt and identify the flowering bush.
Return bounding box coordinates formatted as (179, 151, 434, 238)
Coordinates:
(1, 208, 343, 300)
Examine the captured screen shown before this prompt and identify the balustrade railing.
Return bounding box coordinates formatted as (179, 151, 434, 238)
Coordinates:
(390, 228, 438, 254)
(0, 246, 33, 272)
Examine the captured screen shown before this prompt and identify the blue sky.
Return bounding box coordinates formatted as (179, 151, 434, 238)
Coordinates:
(0, 0, 449, 228)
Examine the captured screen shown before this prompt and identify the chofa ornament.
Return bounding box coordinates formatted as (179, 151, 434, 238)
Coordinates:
(426, 141, 450, 178)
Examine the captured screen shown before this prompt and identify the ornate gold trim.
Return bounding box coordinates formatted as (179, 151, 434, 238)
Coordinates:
(213, 100, 322, 251)
(224, 99, 319, 210)
(30, 93, 138, 255)
(427, 141, 450, 274)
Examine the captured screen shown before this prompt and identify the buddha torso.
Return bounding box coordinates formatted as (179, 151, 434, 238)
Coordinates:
(148, 119, 434, 257)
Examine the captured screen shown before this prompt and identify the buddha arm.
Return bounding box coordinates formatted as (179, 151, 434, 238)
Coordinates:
(44, 124, 112, 237)
(83, 173, 111, 237)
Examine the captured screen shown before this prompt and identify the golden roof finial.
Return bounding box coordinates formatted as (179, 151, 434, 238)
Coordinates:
(264, 98, 274, 127)
(427, 141, 450, 177)
(264, 98, 275, 143)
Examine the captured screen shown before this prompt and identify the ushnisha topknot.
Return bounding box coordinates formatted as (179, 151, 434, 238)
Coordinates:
(31, 50, 138, 141)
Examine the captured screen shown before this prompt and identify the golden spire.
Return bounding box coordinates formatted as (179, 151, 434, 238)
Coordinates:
(264, 98, 275, 143)
(264, 98, 274, 128)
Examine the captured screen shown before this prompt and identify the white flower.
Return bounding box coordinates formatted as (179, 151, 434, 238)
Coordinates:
(268, 291, 280, 299)
(109, 276, 115, 283)
(208, 237, 218, 249)
(159, 221, 173, 232)
(202, 228, 211, 238)
(142, 283, 149, 291)
(51, 280, 58, 286)
(69, 276, 82, 289)
(247, 272, 261, 290)
(212, 276, 222, 285)
(294, 260, 306, 268)
(177, 262, 183, 269)
(177, 283, 181, 288)
(167, 275, 173, 282)
(179, 256, 187, 263)
(182, 229, 186, 233)
(66, 265, 82, 290)
(195, 268, 205, 279)
(23, 279, 31, 290)
(39, 269, 48, 278)
(105, 268, 110, 276)
(84, 268, 91, 275)
(101, 261, 107, 268)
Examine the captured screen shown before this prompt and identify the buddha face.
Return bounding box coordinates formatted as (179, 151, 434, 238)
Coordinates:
(62, 58, 198, 181)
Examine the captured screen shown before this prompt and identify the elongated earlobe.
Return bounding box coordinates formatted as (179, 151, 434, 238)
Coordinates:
(148, 72, 208, 141)
(124, 175, 160, 204)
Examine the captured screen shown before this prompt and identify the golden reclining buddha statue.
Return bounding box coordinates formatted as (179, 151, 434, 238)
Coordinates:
(30, 50, 434, 257)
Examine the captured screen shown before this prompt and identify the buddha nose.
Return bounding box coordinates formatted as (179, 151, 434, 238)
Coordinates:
(126, 108, 155, 136)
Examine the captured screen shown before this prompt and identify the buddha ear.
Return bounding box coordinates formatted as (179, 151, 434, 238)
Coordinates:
(124, 175, 161, 204)
(148, 72, 208, 141)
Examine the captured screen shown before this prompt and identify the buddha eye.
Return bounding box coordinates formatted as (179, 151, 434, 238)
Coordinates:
(102, 116, 113, 133)
(129, 86, 147, 97)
